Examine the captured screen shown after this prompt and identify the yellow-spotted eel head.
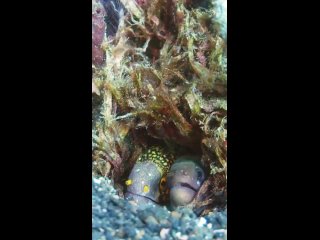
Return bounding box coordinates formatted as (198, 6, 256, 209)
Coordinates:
(124, 146, 174, 205)
(166, 155, 206, 209)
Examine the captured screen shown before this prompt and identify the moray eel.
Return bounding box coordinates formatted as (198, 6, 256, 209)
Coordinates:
(124, 146, 174, 204)
(167, 156, 206, 209)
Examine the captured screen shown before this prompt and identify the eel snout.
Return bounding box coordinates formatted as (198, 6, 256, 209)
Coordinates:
(167, 156, 205, 209)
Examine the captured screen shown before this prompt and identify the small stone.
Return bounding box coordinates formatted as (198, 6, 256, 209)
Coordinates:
(119, 229, 128, 238)
(213, 229, 227, 240)
(197, 217, 207, 227)
(180, 235, 189, 240)
(160, 228, 170, 239)
(92, 231, 105, 240)
(93, 178, 102, 184)
(184, 226, 194, 235)
(189, 236, 199, 240)
(159, 218, 171, 227)
(175, 232, 189, 240)
(144, 215, 159, 225)
(216, 212, 227, 228)
(123, 226, 136, 238)
(171, 211, 182, 219)
(113, 195, 120, 199)
(129, 200, 138, 207)
(171, 217, 180, 230)
(135, 230, 145, 239)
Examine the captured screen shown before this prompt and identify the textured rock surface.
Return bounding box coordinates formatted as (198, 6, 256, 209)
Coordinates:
(93, 177, 227, 240)
(92, 0, 106, 66)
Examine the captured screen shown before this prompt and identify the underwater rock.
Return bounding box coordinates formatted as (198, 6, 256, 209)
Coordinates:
(92, 0, 106, 66)
(167, 156, 206, 209)
(102, 0, 125, 37)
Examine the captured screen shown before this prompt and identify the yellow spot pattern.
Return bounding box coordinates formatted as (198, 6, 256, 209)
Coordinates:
(137, 146, 174, 175)
(143, 185, 150, 193)
(125, 179, 132, 186)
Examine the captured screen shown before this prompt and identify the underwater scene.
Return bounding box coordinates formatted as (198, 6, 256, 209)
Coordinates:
(92, 0, 227, 239)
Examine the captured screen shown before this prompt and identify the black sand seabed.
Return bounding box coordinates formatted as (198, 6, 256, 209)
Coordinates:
(92, 177, 227, 240)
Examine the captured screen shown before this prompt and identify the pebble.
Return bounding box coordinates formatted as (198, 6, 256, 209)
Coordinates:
(123, 226, 136, 238)
(171, 211, 182, 219)
(135, 229, 145, 239)
(159, 218, 171, 227)
(213, 229, 227, 240)
(197, 217, 207, 227)
(160, 228, 170, 239)
(145, 215, 160, 231)
(92, 231, 105, 240)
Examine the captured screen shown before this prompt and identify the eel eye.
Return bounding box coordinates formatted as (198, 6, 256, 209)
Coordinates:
(159, 177, 167, 192)
(160, 177, 166, 186)
(196, 169, 204, 181)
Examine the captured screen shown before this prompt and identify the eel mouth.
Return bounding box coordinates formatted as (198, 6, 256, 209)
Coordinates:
(125, 191, 159, 204)
(169, 182, 197, 207)
(172, 182, 198, 192)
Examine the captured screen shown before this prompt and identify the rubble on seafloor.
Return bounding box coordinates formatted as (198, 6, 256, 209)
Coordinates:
(93, 177, 227, 240)
(92, 0, 227, 221)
